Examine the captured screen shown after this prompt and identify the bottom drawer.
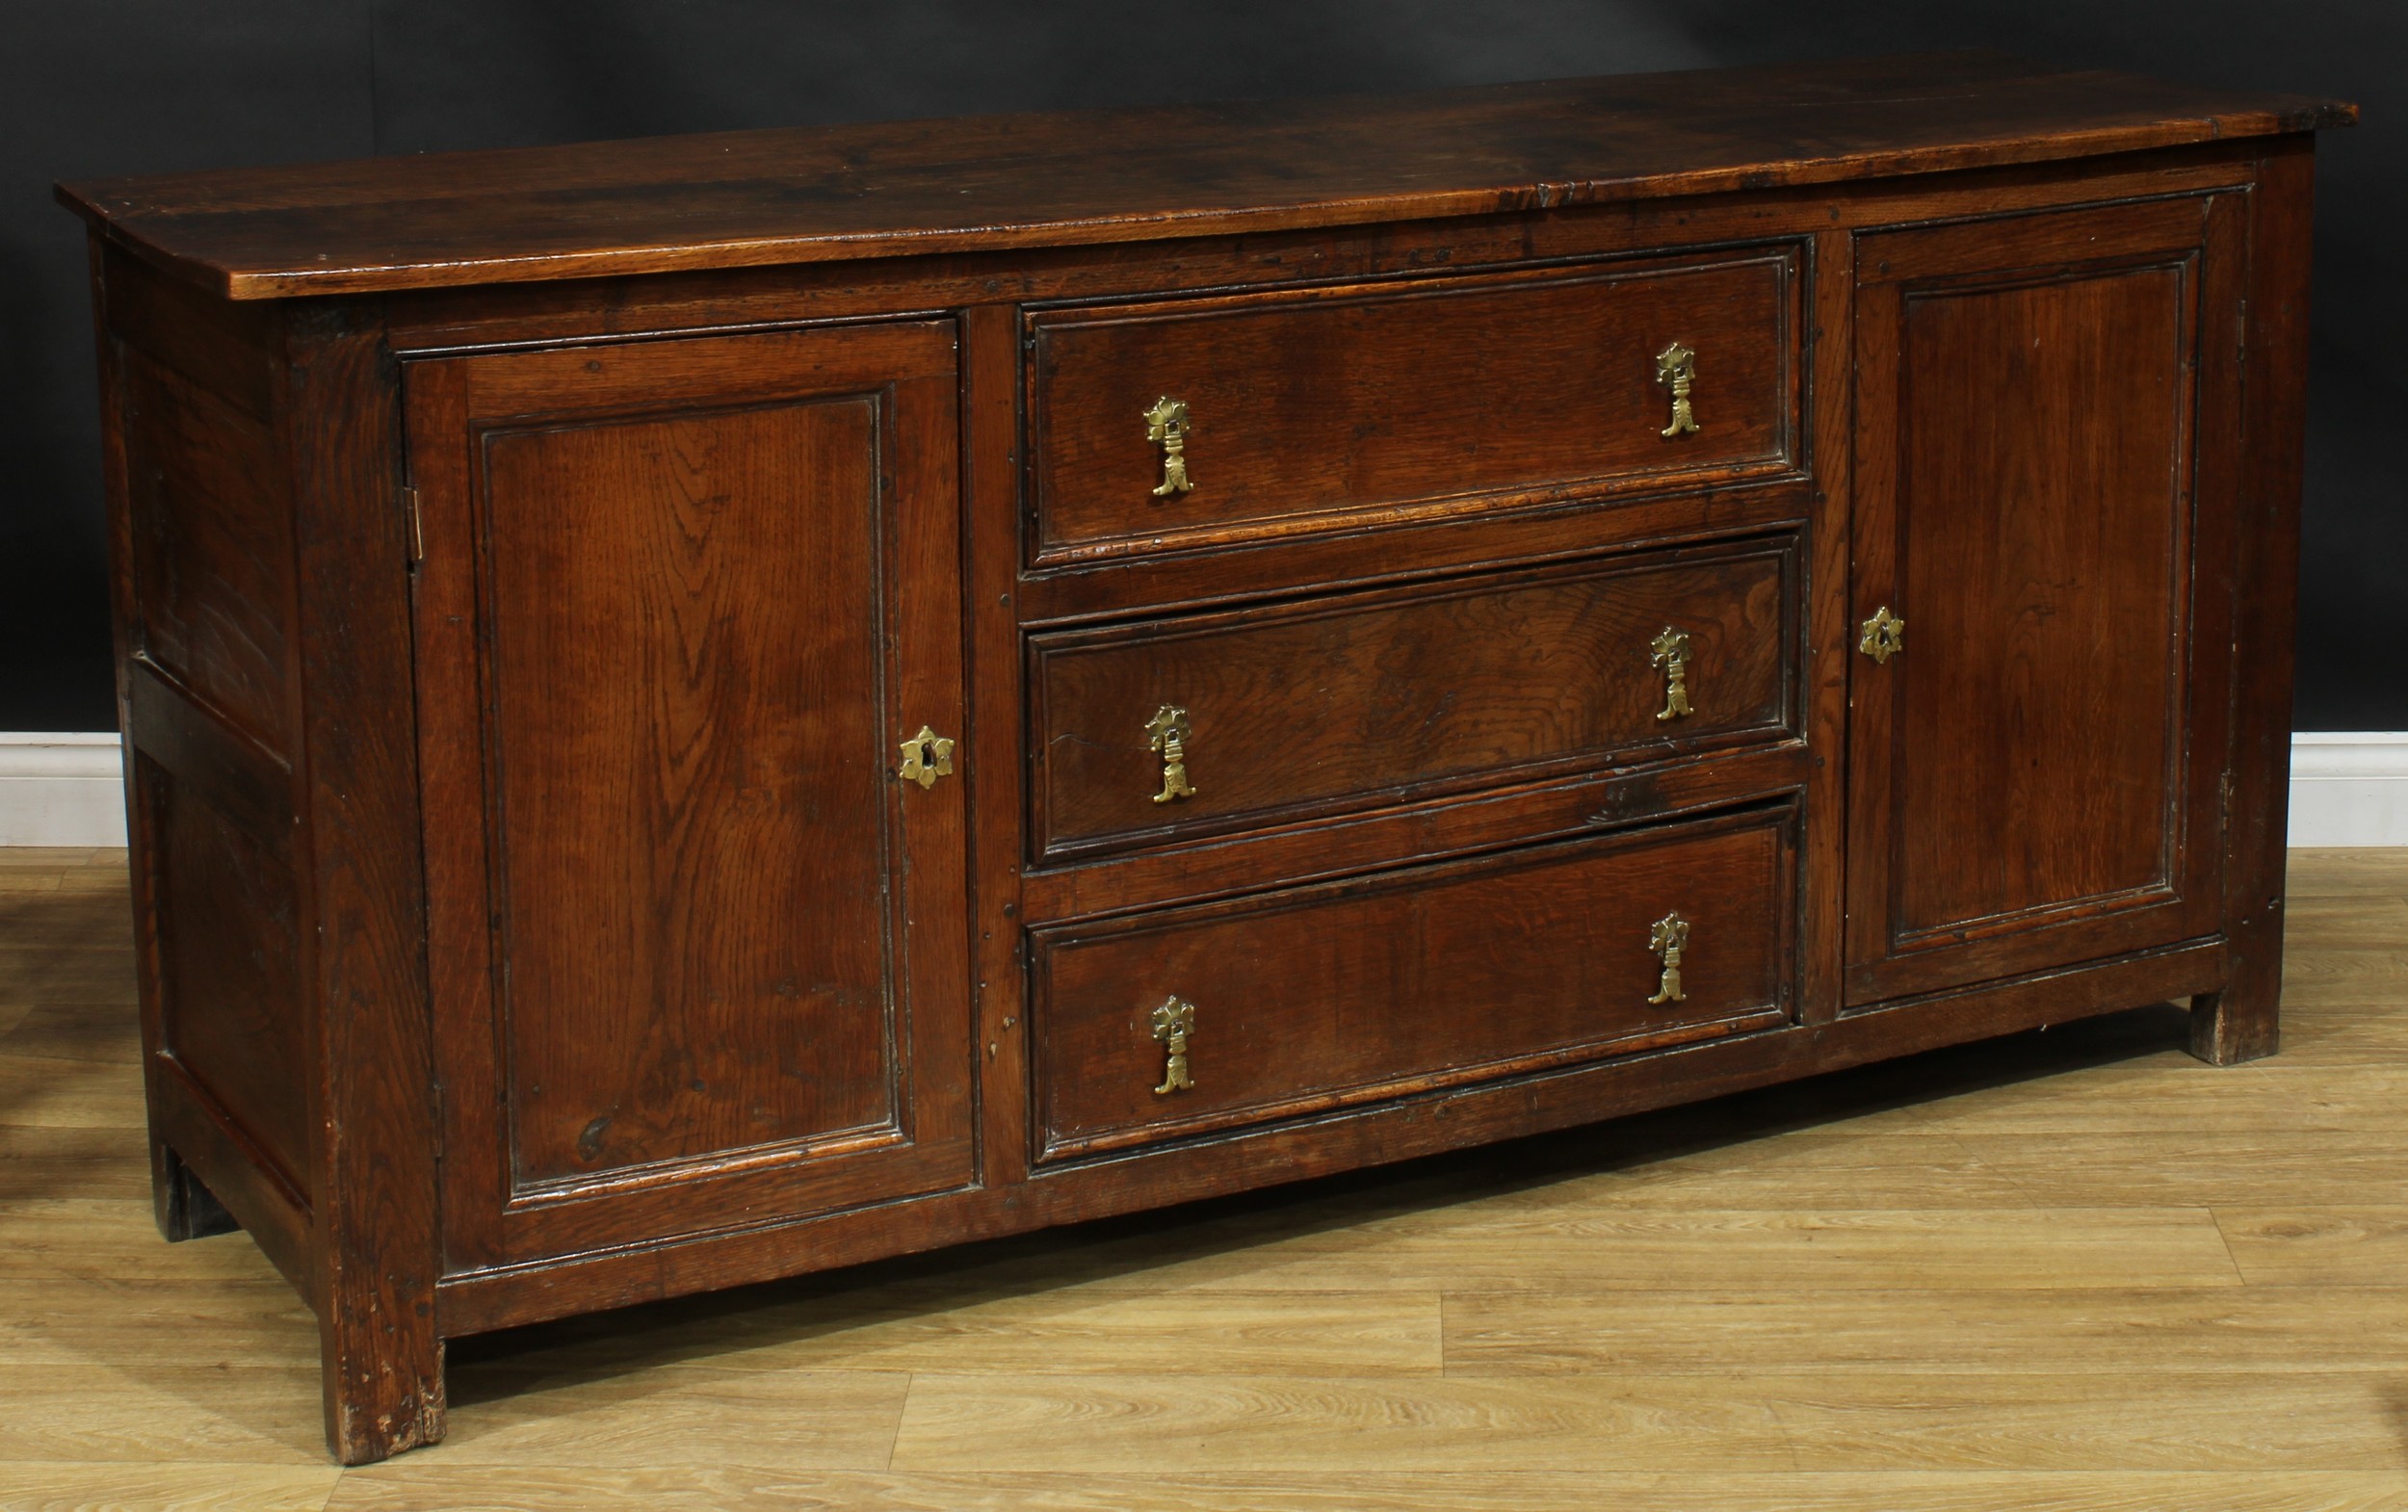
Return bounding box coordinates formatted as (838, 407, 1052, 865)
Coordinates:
(1032, 804, 1796, 1162)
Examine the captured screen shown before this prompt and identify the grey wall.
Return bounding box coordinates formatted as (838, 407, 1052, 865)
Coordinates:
(5, 1, 2397, 728)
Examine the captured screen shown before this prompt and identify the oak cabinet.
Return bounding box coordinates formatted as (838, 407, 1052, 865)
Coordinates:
(60, 53, 2349, 1463)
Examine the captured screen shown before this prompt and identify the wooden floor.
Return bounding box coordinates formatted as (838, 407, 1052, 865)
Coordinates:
(5, 849, 2408, 1510)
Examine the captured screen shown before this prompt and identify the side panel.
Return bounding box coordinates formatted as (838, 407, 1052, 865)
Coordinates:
(92, 243, 319, 1272)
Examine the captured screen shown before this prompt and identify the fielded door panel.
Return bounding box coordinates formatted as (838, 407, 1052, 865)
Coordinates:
(1844, 196, 2243, 1006)
(406, 322, 973, 1270)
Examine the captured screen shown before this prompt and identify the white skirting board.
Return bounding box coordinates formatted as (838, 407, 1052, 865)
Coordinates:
(0, 734, 128, 847)
(2, 731, 2404, 849)
(2288, 732, 2408, 847)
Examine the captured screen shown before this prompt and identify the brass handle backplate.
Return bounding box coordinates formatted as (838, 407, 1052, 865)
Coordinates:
(1656, 343, 1699, 438)
(1151, 997, 1196, 1095)
(1144, 396, 1194, 498)
(1650, 626, 1693, 722)
(1145, 704, 1196, 804)
(1647, 912, 1689, 1006)
(897, 725, 955, 789)
(1858, 607, 1906, 665)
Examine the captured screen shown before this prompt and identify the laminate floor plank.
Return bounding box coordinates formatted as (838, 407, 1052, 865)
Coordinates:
(829, 1206, 2245, 1295)
(888, 1369, 2408, 1473)
(0, 1277, 319, 1369)
(0, 1363, 329, 1464)
(0, 1124, 153, 1202)
(0, 1057, 148, 1129)
(1952, 1131, 2408, 1207)
(313, 1469, 2408, 1512)
(0, 1462, 341, 1512)
(1, 1001, 146, 1064)
(2212, 1206, 2408, 1285)
(465, 1289, 1446, 1377)
(888, 1372, 1800, 1473)
(1915, 1063, 2408, 1136)
(0, 1199, 283, 1281)
(1443, 1285, 2408, 1375)
(2, 847, 2404, 1504)
(413, 1364, 913, 1471)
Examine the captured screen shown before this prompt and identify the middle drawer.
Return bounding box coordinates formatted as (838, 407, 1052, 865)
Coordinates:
(1028, 535, 1800, 862)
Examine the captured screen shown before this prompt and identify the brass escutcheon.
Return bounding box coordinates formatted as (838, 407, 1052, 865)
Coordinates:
(1650, 626, 1693, 722)
(1857, 606, 1906, 665)
(1145, 704, 1196, 804)
(1647, 911, 1690, 1005)
(1656, 343, 1700, 438)
(1151, 997, 1196, 1095)
(897, 725, 955, 789)
(1144, 396, 1194, 497)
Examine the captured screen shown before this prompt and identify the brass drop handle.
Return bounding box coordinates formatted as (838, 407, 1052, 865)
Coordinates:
(1858, 606, 1905, 665)
(1650, 627, 1693, 722)
(897, 725, 955, 789)
(1145, 704, 1196, 804)
(1152, 997, 1196, 1095)
(1656, 343, 1699, 438)
(1647, 912, 1689, 1006)
(1144, 396, 1194, 497)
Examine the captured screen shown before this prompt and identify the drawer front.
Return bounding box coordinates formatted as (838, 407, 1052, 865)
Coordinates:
(1031, 538, 1798, 861)
(1034, 807, 1796, 1162)
(1027, 248, 1801, 564)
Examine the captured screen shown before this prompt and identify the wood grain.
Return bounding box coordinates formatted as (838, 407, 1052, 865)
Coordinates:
(3, 847, 2403, 1502)
(1027, 251, 1796, 562)
(55, 52, 2352, 299)
(304, 1469, 2408, 1512)
(1844, 196, 2238, 1005)
(406, 322, 976, 1272)
(1032, 808, 1795, 1161)
(1030, 539, 1795, 860)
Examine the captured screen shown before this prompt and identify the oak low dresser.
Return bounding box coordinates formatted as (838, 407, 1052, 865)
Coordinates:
(57, 51, 2355, 1462)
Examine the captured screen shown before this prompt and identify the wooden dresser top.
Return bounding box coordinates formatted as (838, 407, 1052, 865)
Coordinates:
(58, 50, 2351, 301)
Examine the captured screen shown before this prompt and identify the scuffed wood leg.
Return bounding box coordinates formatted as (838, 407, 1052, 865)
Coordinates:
(322, 1309, 446, 1465)
(2190, 972, 2280, 1065)
(151, 1138, 240, 1241)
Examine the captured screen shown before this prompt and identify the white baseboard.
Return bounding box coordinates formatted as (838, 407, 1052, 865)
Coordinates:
(2288, 732, 2408, 847)
(0, 734, 128, 847)
(2, 732, 2403, 850)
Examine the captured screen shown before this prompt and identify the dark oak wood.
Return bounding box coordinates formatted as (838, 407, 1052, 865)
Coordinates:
(406, 323, 975, 1270)
(56, 53, 2348, 300)
(2194, 140, 2318, 1065)
(1027, 249, 1799, 564)
(1034, 806, 1795, 1162)
(1844, 195, 2239, 1005)
(1031, 537, 1796, 861)
(64, 55, 2345, 1464)
(277, 305, 448, 1464)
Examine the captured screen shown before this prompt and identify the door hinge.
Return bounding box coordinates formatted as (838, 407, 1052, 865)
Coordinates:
(403, 485, 425, 567)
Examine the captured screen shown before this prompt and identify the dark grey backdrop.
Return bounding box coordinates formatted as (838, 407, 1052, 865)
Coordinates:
(5, 2, 2397, 730)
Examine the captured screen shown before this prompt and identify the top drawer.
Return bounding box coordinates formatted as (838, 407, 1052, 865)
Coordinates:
(1026, 248, 1802, 566)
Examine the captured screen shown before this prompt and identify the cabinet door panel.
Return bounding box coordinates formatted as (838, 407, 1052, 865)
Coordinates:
(1845, 198, 2240, 1005)
(407, 322, 972, 1268)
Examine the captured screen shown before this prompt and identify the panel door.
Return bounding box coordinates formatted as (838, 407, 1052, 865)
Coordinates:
(406, 321, 973, 1269)
(1845, 196, 2243, 1006)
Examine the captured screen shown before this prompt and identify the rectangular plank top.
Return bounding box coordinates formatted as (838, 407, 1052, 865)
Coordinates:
(58, 50, 2353, 301)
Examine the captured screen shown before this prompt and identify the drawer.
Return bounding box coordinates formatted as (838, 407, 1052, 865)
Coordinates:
(1033, 806, 1796, 1162)
(1026, 248, 1801, 565)
(1030, 537, 1798, 861)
